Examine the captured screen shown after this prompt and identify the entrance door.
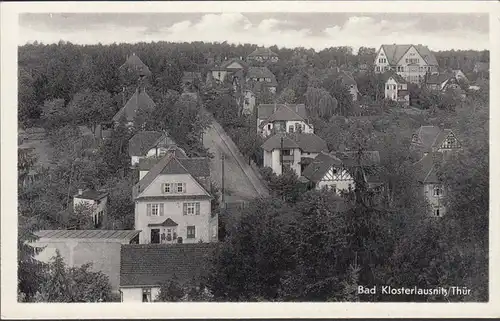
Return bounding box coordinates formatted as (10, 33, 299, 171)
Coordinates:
(150, 229, 160, 244)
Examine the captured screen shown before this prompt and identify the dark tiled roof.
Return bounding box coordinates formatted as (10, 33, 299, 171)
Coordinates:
(382, 71, 407, 84)
(380, 44, 438, 66)
(119, 53, 151, 77)
(35, 230, 141, 240)
(302, 152, 343, 183)
(128, 131, 164, 156)
(133, 155, 210, 199)
(113, 89, 156, 122)
(120, 243, 217, 287)
(338, 71, 357, 86)
(414, 152, 444, 184)
(257, 104, 307, 120)
(219, 58, 248, 70)
(74, 189, 109, 201)
(413, 126, 453, 151)
(246, 67, 278, 86)
(426, 73, 455, 85)
(247, 47, 278, 58)
(148, 218, 178, 227)
(332, 151, 381, 167)
(261, 133, 328, 153)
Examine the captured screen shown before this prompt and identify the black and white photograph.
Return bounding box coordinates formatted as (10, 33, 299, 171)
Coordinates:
(1, 1, 498, 318)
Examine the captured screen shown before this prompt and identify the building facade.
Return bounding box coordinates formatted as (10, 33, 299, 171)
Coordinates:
(257, 104, 314, 137)
(384, 73, 410, 106)
(73, 189, 109, 228)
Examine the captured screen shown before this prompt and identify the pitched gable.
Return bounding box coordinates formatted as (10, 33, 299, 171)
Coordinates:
(113, 89, 156, 123)
(128, 131, 164, 157)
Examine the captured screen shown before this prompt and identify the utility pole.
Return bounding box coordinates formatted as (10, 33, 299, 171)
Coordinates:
(221, 153, 225, 205)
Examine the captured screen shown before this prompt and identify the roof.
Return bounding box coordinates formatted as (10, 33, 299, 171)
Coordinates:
(73, 189, 109, 201)
(426, 73, 455, 85)
(397, 90, 409, 97)
(332, 151, 381, 167)
(119, 53, 151, 77)
(414, 152, 444, 184)
(413, 126, 452, 151)
(148, 218, 178, 227)
(133, 154, 210, 199)
(257, 104, 307, 121)
(302, 152, 343, 183)
(219, 58, 248, 70)
(382, 71, 407, 84)
(120, 243, 217, 287)
(246, 67, 278, 86)
(261, 133, 328, 153)
(128, 131, 165, 156)
(380, 44, 438, 66)
(338, 71, 357, 86)
(35, 230, 141, 241)
(247, 47, 278, 58)
(113, 89, 156, 122)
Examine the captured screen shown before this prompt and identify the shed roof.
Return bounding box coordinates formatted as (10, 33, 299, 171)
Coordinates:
(35, 230, 141, 241)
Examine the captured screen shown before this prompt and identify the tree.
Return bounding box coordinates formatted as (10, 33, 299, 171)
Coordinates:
(264, 166, 308, 203)
(41, 98, 70, 129)
(19, 68, 41, 128)
(322, 75, 354, 117)
(305, 87, 338, 120)
(68, 89, 114, 135)
(275, 88, 296, 104)
(155, 279, 185, 302)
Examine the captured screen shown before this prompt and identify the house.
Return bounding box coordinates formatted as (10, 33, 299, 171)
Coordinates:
(208, 58, 248, 83)
(261, 132, 328, 176)
(246, 47, 279, 63)
(137, 145, 188, 180)
(119, 53, 152, 78)
(302, 150, 382, 196)
(112, 86, 156, 127)
(338, 71, 359, 102)
(128, 131, 176, 167)
(182, 72, 202, 92)
(411, 126, 462, 217)
(73, 189, 109, 228)
(473, 61, 489, 74)
(119, 243, 216, 302)
(383, 72, 409, 106)
(257, 104, 314, 137)
(374, 44, 439, 83)
(132, 153, 217, 245)
(411, 125, 462, 158)
(425, 73, 461, 92)
(32, 229, 140, 294)
(245, 67, 278, 93)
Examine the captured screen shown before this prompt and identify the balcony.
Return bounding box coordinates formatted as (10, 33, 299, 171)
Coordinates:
(282, 155, 295, 162)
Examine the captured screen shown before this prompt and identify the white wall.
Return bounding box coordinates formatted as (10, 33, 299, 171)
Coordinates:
(73, 196, 107, 225)
(423, 183, 446, 217)
(211, 70, 227, 82)
(121, 287, 160, 302)
(261, 120, 313, 137)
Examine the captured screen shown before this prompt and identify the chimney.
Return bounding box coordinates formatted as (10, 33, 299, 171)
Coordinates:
(78, 189, 83, 195)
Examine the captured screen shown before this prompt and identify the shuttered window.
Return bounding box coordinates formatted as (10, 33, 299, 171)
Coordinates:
(183, 202, 200, 215)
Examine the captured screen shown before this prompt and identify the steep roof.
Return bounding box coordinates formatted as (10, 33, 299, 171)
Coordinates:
(113, 89, 156, 123)
(247, 47, 278, 58)
(120, 243, 217, 287)
(148, 218, 178, 227)
(220, 58, 248, 70)
(246, 67, 278, 86)
(128, 131, 165, 156)
(261, 133, 328, 153)
(302, 151, 343, 183)
(35, 230, 140, 241)
(414, 152, 444, 184)
(338, 71, 357, 86)
(413, 126, 453, 151)
(73, 189, 109, 201)
(132, 154, 210, 199)
(380, 44, 438, 66)
(382, 71, 407, 84)
(119, 53, 151, 77)
(426, 73, 455, 85)
(257, 104, 307, 121)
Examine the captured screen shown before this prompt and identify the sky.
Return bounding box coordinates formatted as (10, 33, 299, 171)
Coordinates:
(19, 12, 489, 52)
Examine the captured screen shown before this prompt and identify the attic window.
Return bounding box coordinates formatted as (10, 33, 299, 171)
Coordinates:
(412, 134, 418, 143)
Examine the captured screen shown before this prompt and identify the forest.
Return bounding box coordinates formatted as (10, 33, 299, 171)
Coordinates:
(18, 41, 489, 302)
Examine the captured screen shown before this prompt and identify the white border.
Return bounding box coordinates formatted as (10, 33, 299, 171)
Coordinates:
(2, 1, 499, 319)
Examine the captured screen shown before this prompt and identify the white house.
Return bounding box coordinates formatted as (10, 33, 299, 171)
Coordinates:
(73, 189, 109, 228)
(384, 72, 410, 107)
(374, 44, 439, 84)
(261, 132, 328, 177)
(302, 150, 382, 196)
(119, 243, 215, 302)
(132, 153, 217, 245)
(128, 131, 176, 167)
(412, 126, 462, 217)
(257, 104, 314, 137)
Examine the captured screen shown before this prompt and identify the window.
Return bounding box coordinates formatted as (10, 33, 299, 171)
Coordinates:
(142, 288, 151, 302)
(163, 183, 171, 193)
(433, 186, 442, 197)
(393, 85, 397, 90)
(176, 183, 184, 193)
(163, 183, 185, 194)
(94, 211, 103, 228)
(282, 149, 291, 156)
(288, 125, 294, 133)
(378, 58, 386, 63)
(329, 185, 337, 194)
(147, 203, 163, 216)
(386, 85, 390, 90)
(434, 208, 441, 217)
(376, 66, 380, 72)
(187, 226, 196, 239)
(183, 202, 200, 215)
(267, 124, 271, 130)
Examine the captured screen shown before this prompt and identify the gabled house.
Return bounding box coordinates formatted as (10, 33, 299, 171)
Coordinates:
(245, 67, 278, 93)
(257, 104, 314, 137)
(208, 58, 248, 83)
(374, 44, 439, 83)
(246, 47, 279, 63)
(137, 145, 188, 180)
(112, 86, 156, 127)
(119, 243, 216, 302)
(411, 126, 462, 217)
(383, 72, 409, 106)
(73, 189, 109, 228)
(32, 229, 140, 294)
(302, 150, 382, 196)
(425, 73, 460, 91)
(132, 153, 216, 245)
(128, 131, 176, 167)
(119, 53, 152, 78)
(261, 132, 328, 176)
